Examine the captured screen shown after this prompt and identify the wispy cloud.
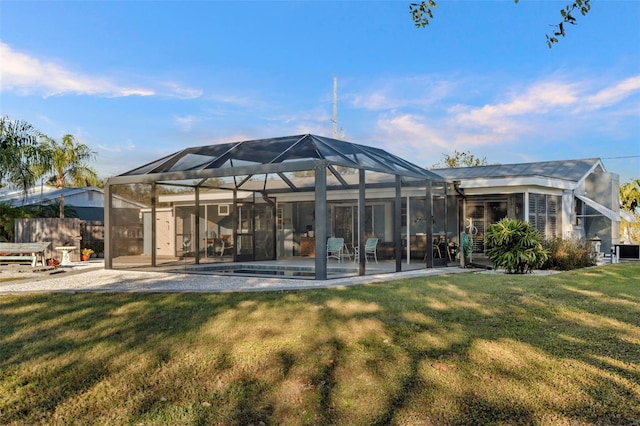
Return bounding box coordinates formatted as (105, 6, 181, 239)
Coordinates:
(346, 75, 458, 111)
(0, 42, 200, 99)
(584, 75, 640, 110)
(447, 75, 640, 142)
(279, 108, 330, 127)
(207, 94, 256, 106)
(369, 73, 640, 157)
(159, 82, 202, 100)
(452, 81, 580, 127)
(174, 115, 199, 132)
(97, 141, 135, 153)
(377, 114, 448, 148)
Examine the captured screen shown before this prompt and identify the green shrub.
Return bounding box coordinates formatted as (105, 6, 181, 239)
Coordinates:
(485, 218, 548, 274)
(542, 237, 596, 270)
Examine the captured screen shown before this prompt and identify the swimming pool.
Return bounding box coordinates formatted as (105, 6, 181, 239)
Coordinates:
(179, 263, 356, 279)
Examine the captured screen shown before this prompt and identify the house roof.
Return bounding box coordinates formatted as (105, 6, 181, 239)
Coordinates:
(0, 185, 145, 209)
(432, 158, 603, 182)
(0, 185, 101, 207)
(119, 134, 443, 182)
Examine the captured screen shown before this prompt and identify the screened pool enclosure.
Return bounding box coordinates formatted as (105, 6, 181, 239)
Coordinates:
(104, 134, 457, 279)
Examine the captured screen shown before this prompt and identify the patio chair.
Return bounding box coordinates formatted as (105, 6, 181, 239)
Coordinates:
(423, 237, 443, 261)
(327, 237, 344, 262)
(218, 235, 234, 256)
(341, 243, 353, 261)
(354, 237, 379, 263)
(364, 237, 379, 263)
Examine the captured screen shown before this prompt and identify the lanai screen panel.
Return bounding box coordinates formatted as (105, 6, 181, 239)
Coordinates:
(106, 134, 449, 276)
(117, 134, 437, 182)
(109, 183, 152, 269)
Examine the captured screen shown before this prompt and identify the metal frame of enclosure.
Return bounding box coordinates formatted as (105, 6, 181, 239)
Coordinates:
(104, 134, 453, 280)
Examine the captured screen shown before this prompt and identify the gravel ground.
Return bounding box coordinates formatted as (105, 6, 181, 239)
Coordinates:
(0, 260, 479, 294)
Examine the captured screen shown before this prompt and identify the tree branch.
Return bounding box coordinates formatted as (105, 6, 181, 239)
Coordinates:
(409, 0, 591, 48)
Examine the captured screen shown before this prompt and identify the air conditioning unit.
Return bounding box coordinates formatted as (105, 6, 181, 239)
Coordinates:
(614, 244, 640, 260)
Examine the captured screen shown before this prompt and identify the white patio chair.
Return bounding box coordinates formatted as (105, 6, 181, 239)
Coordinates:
(364, 237, 379, 263)
(341, 243, 353, 261)
(354, 237, 379, 263)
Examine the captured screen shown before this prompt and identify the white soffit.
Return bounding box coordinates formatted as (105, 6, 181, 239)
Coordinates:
(459, 176, 575, 190)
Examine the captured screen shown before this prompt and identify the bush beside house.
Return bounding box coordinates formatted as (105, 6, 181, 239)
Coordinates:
(485, 218, 548, 274)
(543, 238, 596, 270)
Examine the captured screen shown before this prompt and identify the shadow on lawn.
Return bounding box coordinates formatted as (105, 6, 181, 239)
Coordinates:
(0, 281, 253, 424)
(297, 264, 640, 424)
(1, 263, 639, 424)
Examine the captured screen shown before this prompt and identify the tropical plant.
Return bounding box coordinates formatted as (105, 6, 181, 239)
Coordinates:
(0, 202, 30, 242)
(39, 134, 98, 189)
(0, 117, 51, 192)
(485, 218, 548, 274)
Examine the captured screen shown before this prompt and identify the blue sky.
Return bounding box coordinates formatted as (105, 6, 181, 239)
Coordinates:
(1, 1, 639, 183)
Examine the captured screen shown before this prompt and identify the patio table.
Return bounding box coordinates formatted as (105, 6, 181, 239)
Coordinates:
(55, 246, 77, 265)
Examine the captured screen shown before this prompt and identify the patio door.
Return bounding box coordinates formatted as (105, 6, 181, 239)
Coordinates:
(333, 206, 355, 248)
(332, 204, 384, 251)
(466, 200, 508, 254)
(235, 200, 276, 261)
(235, 202, 254, 261)
(254, 201, 276, 261)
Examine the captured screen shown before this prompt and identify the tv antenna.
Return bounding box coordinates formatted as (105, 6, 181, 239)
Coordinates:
(332, 76, 338, 138)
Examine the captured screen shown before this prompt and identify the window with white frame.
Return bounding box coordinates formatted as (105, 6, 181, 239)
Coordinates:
(574, 197, 584, 227)
(529, 194, 560, 239)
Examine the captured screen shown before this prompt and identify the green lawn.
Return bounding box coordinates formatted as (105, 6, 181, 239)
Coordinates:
(1, 263, 639, 425)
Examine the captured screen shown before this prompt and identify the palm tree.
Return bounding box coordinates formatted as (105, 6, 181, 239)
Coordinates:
(34, 133, 98, 218)
(0, 117, 50, 192)
(41, 134, 98, 188)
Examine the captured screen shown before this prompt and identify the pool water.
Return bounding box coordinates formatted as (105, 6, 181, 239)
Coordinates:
(180, 263, 354, 279)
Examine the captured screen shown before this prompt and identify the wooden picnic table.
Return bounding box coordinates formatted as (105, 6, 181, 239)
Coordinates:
(0, 242, 50, 267)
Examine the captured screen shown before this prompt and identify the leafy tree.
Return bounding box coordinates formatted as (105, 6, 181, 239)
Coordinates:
(0, 117, 51, 192)
(93, 178, 106, 189)
(410, 0, 592, 48)
(432, 150, 488, 168)
(620, 178, 640, 243)
(110, 183, 183, 207)
(0, 202, 30, 241)
(26, 202, 79, 220)
(620, 178, 639, 212)
(485, 218, 548, 274)
(39, 134, 98, 188)
(0, 200, 77, 242)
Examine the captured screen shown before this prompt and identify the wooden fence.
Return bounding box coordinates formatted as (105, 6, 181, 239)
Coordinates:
(14, 218, 104, 262)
